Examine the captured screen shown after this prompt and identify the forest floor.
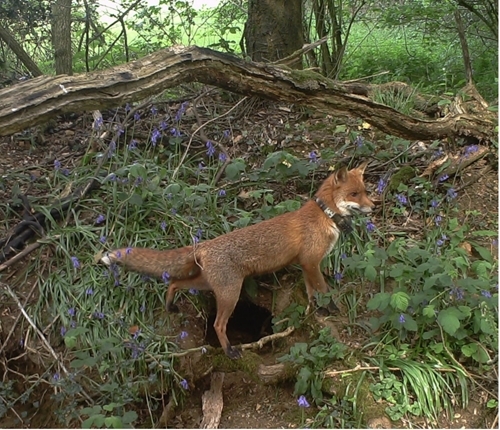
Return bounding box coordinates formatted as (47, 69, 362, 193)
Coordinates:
(0, 97, 497, 429)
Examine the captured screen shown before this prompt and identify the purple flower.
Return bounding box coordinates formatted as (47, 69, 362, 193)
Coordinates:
(451, 287, 464, 300)
(175, 102, 188, 122)
(218, 189, 226, 197)
(219, 152, 227, 162)
(60, 326, 67, 336)
(434, 215, 442, 226)
(151, 128, 161, 146)
(53, 372, 60, 381)
(128, 139, 138, 150)
(481, 290, 492, 298)
(377, 178, 387, 194)
(446, 188, 457, 200)
(464, 145, 479, 158)
(396, 194, 408, 205)
(399, 314, 406, 324)
(93, 311, 105, 319)
(436, 234, 447, 246)
(54, 160, 61, 170)
(355, 135, 363, 147)
(439, 174, 449, 182)
(125, 103, 131, 112)
(193, 228, 203, 244)
(99, 236, 106, 244)
(432, 149, 443, 159)
(308, 151, 319, 163)
(107, 173, 117, 182)
(162, 272, 170, 284)
(126, 247, 132, 255)
(160, 120, 168, 131)
(179, 331, 188, 340)
(340, 253, 347, 260)
(96, 214, 105, 224)
(180, 379, 189, 390)
(223, 130, 230, 138)
(160, 221, 167, 231)
(70, 256, 80, 269)
(108, 141, 116, 158)
(115, 251, 122, 259)
(170, 128, 181, 137)
(140, 304, 146, 313)
(206, 141, 216, 157)
(61, 168, 70, 176)
(134, 112, 141, 121)
(297, 395, 310, 408)
(430, 199, 439, 208)
(151, 105, 158, 116)
(93, 117, 103, 129)
(366, 220, 375, 232)
(334, 272, 342, 281)
(85, 288, 94, 295)
(68, 308, 76, 317)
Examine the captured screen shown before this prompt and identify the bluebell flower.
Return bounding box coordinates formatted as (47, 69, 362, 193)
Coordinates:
(297, 395, 310, 408)
(334, 272, 342, 281)
(481, 290, 492, 298)
(128, 139, 138, 150)
(396, 194, 408, 205)
(170, 128, 181, 137)
(366, 220, 375, 232)
(126, 247, 132, 255)
(53, 372, 60, 381)
(125, 103, 131, 112)
(206, 141, 216, 157)
(434, 215, 442, 226)
(308, 151, 319, 163)
(446, 188, 457, 200)
(399, 314, 406, 323)
(99, 236, 106, 244)
(162, 272, 170, 284)
(160, 221, 167, 231)
(93, 116, 103, 129)
(179, 331, 188, 340)
(85, 288, 94, 295)
(355, 135, 363, 147)
(68, 307, 76, 317)
(107, 173, 117, 182)
(439, 174, 449, 182)
(180, 379, 189, 390)
(223, 130, 230, 139)
(430, 199, 439, 208)
(108, 141, 116, 158)
(436, 234, 447, 246)
(151, 105, 158, 116)
(377, 178, 387, 194)
(60, 326, 67, 336)
(451, 287, 464, 300)
(160, 120, 168, 131)
(54, 160, 61, 170)
(140, 304, 146, 313)
(134, 112, 141, 121)
(96, 214, 105, 224)
(464, 145, 479, 158)
(151, 128, 161, 146)
(71, 256, 80, 268)
(218, 189, 226, 197)
(219, 152, 227, 162)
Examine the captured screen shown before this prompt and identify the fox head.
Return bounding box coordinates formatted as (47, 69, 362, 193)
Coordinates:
(320, 162, 375, 216)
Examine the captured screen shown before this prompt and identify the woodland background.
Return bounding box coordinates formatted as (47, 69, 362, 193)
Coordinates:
(0, 0, 498, 428)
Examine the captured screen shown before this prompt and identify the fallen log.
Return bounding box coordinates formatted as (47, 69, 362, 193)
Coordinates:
(0, 46, 495, 142)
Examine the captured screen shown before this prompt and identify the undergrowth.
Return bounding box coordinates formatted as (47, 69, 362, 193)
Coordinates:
(0, 100, 497, 428)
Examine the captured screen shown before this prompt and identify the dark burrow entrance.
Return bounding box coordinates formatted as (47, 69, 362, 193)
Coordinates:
(205, 300, 274, 348)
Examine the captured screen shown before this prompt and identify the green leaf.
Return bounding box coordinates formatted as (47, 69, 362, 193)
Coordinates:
(403, 315, 418, 331)
(422, 305, 436, 319)
(367, 293, 391, 311)
(461, 343, 476, 357)
(365, 265, 377, 281)
(122, 411, 138, 424)
(390, 292, 410, 311)
(104, 416, 123, 429)
(128, 193, 143, 206)
(437, 309, 460, 335)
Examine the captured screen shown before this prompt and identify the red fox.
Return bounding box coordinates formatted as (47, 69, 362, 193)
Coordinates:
(101, 162, 374, 358)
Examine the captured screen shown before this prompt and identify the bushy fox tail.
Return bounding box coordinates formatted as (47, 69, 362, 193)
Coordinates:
(100, 246, 200, 280)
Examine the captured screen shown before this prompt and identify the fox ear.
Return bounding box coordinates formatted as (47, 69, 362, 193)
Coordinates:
(356, 161, 369, 174)
(334, 166, 348, 183)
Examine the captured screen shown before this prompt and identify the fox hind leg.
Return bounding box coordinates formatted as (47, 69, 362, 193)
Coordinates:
(213, 285, 242, 359)
(165, 274, 212, 313)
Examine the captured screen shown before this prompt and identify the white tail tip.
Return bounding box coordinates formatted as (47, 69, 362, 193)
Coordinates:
(100, 252, 112, 265)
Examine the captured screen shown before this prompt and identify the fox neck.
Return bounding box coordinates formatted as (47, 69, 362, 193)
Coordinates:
(314, 178, 345, 216)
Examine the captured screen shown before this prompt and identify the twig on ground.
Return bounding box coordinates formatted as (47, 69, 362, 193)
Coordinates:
(0, 241, 42, 272)
(240, 326, 295, 351)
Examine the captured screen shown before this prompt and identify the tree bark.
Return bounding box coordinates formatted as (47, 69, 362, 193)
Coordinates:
(0, 46, 495, 142)
(0, 24, 43, 77)
(244, 0, 303, 68)
(51, 0, 73, 75)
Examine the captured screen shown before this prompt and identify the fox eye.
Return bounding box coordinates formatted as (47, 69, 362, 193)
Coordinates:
(350, 192, 358, 197)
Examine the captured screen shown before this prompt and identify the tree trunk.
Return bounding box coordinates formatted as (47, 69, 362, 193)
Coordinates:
(0, 46, 495, 142)
(51, 0, 73, 75)
(244, 0, 304, 68)
(0, 24, 43, 77)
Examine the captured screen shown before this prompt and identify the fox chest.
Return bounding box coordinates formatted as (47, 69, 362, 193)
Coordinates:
(322, 225, 340, 258)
